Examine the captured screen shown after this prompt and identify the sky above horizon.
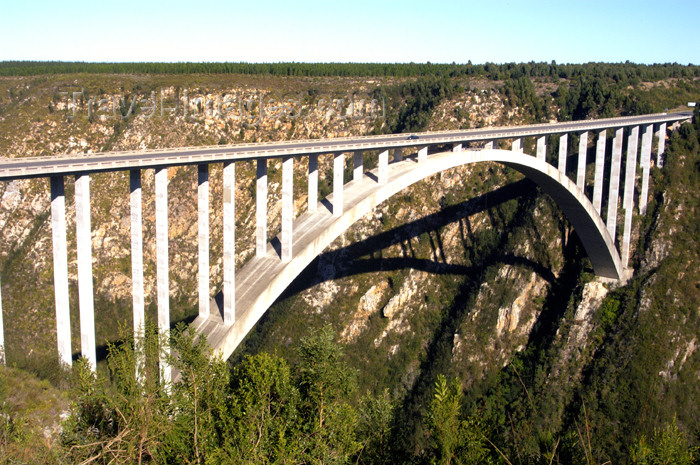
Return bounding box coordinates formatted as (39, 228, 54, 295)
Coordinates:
(1, 0, 698, 65)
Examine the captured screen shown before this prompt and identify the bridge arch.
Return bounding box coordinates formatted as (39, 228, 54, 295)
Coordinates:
(195, 148, 622, 361)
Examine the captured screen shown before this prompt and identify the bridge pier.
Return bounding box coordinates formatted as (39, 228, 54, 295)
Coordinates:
(75, 174, 96, 371)
(593, 130, 607, 214)
(129, 170, 145, 379)
(621, 126, 640, 268)
(378, 150, 389, 185)
(606, 128, 624, 239)
(656, 122, 666, 167)
(198, 164, 210, 319)
(281, 156, 293, 261)
(353, 151, 363, 181)
(639, 124, 653, 214)
(155, 167, 170, 384)
(576, 132, 588, 191)
(484, 140, 494, 150)
(536, 136, 546, 161)
(418, 146, 428, 162)
(558, 134, 568, 174)
(512, 138, 522, 153)
(256, 159, 268, 256)
(308, 154, 318, 212)
(223, 161, 235, 323)
(394, 147, 404, 161)
(50, 176, 72, 367)
(452, 143, 462, 153)
(333, 153, 345, 216)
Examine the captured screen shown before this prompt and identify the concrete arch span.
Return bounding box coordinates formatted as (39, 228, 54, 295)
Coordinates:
(194, 148, 622, 360)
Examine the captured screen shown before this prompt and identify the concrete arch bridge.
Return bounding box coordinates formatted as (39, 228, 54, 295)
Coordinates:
(0, 112, 691, 376)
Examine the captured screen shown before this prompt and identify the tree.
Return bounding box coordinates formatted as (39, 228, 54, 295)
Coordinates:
(296, 325, 360, 464)
(62, 323, 174, 464)
(427, 375, 490, 465)
(214, 352, 301, 464)
(631, 417, 697, 465)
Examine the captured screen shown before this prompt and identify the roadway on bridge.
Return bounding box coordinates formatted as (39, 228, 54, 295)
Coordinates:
(0, 112, 691, 181)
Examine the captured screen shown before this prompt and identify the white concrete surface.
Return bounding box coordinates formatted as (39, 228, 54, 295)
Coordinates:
(50, 176, 71, 367)
(75, 174, 96, 371)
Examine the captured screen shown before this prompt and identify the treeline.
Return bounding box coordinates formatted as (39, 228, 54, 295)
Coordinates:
(1, 60, 699, 82)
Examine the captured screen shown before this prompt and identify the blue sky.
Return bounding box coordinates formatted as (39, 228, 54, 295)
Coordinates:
(1, 0, 698, 64)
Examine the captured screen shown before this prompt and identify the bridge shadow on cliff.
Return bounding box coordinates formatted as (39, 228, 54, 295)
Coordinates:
(276, 178, 556, 303)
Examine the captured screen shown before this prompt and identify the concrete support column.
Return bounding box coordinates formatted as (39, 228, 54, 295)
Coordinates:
(558, 134, 568, 174)
(577, 131, 588, 191)
(256, 159, 268, 256)
(606, 128, 624, 239)
(656, 122, 666, 167)
(281, 156, 294, 261)
(536, 136, 546, 161)
(308, 154, 318, 212)
(333, 153, 345, 216)
(353, 151, 363, 182)
(223, 161, 235, 324)
(512, 138, 522, 153)
(129, 170, 145, 380)
(418, 146, 428, 162)
(197, 164, 209, 320)
(484, 140, 495, 150)
(639, 124, 653, 214)
(154, 167, 170, 385)
(593, 130, 607, 214)
(75, 174, 96, 371)
(621, 126, 639, 268)
(378, 150, 389, 185)
(393, 147, 403, 162)
(452, 143, 462, 153)
(50, 176, 71, 368)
